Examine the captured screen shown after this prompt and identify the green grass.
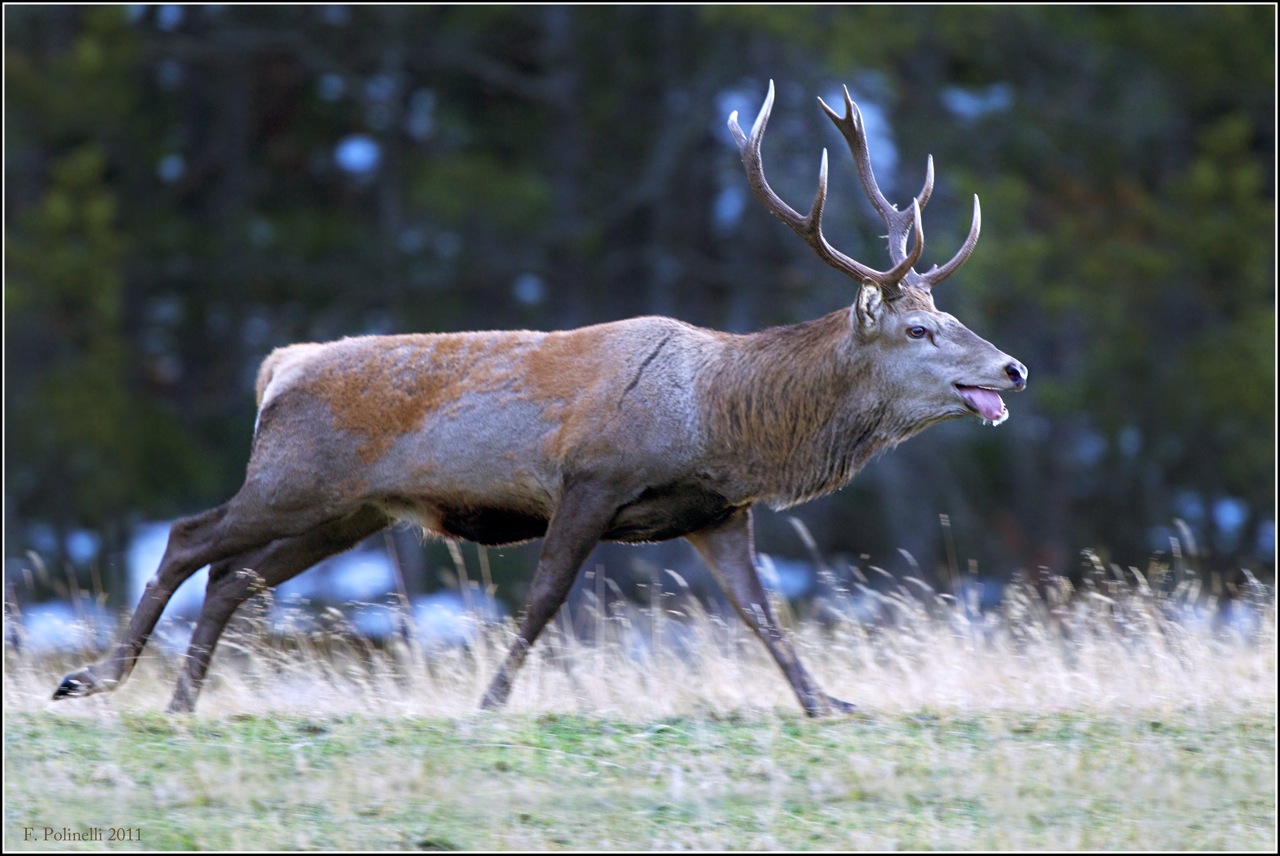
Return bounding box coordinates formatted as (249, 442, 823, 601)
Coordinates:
(4, 708, 1274, 850)
(5, 569, 1276, 850)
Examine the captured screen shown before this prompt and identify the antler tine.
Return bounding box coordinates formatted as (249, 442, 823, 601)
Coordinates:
(917, 154, 935, 211)
(818, 86, 933, 282)
(727, 81, 805, 229)
(730, 81, 912, 293)
(818, 89, 889, 219)
(914, 195, 981, 289)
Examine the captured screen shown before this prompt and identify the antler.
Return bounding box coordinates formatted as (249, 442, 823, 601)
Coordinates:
(728, 81, 981, 293)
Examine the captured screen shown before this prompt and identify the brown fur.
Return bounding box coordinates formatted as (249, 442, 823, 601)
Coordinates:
(258, 333, 540, 462)
(701, 311, 885, 506)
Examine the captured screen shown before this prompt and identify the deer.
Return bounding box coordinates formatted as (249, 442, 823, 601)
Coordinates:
(54, 81, 1026, 717)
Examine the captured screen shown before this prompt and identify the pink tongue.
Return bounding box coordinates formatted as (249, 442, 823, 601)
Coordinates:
(959, 386, 1005, 421)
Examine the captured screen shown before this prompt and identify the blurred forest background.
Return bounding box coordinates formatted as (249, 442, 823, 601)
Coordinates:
(4, 5, 1275, 614)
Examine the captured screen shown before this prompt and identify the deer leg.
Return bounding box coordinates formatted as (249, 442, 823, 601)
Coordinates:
(687, 506, 854, 717)
(54, 488, 352, 702)
(167, 505, 390, 714)
(479, 480, 620, 711)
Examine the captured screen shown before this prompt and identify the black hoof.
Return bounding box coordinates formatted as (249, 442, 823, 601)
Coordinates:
(53, 677, 88, 700)
(828, 696, 857, 714)
(804, 695, 857, 718)
(165, 694, 196, 715)
(52, 669, 103, 700)
(478, 692, 506, 711)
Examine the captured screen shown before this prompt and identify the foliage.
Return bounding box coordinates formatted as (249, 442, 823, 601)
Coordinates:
(5, 8, 218, 544)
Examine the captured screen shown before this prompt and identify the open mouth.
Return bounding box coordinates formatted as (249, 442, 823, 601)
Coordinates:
(955, 385, 1009, 426)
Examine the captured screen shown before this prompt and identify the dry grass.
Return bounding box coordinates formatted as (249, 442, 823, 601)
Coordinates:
(4, 568, 1277, 849)
(7, 565, 1274, 721)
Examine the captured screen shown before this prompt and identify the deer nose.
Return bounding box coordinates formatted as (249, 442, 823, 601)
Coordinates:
(1005, 360, 1028, 390)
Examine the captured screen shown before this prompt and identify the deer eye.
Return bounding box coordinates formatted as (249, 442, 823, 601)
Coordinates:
(907, 326, 929, 340)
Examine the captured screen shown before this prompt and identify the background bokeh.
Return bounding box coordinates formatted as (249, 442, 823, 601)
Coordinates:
(5, 5, 1274, 613)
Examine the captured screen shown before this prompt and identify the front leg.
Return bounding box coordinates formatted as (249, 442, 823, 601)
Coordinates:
(687, 506, 854, 717)
(480, 478, 623, 711)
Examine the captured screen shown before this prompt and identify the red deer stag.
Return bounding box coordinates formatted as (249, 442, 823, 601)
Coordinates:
(55, 82, 1026, 716)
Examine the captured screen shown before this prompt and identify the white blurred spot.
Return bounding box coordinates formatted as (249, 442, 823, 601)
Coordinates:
(335, 134, 381, 174)
(512, 273, 546, 306)
(158, 155, 185, 185)
(942, 83, 1013, 119)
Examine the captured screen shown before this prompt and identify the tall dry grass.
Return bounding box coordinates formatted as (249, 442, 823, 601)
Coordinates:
(4, 555, 1274, 722)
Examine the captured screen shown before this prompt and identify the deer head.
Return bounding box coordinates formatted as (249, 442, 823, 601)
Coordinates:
(728, 80, 1026, 428)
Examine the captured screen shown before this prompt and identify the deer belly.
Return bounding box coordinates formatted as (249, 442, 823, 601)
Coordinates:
(379, 482, 733, 547)
(604, 482, 734, 543)
(437, 506, 550, 545)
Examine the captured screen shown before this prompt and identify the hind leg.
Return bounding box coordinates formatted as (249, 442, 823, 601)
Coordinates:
(167, 505, 390, 713)
(54, 485, 355, 702)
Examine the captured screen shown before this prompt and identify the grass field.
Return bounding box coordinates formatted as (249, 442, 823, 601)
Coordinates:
(5, 570, 1276, 850)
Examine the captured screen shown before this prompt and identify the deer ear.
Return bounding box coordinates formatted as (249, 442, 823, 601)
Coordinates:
(852, 281, 884, 334)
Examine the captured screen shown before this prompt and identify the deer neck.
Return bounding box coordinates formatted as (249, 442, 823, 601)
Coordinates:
(700, 310, 907, 509)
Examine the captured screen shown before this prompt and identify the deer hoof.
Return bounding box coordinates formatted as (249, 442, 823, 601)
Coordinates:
(52, 667, 109, 700)
(478, 689, 508, 712)
(805, 694, 857, 718)
(165, 687, 197, 715)
(827, 696, 857, 715)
